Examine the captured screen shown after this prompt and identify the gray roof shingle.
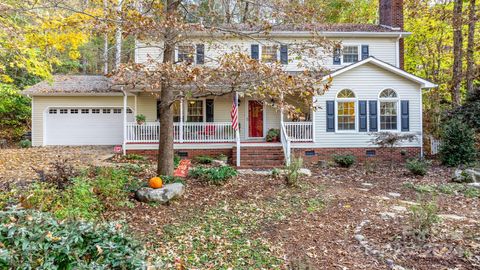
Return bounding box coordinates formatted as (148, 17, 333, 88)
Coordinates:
(23, 75, 117, 95)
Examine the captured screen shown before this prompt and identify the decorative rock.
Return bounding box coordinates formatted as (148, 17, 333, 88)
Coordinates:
(212, 159, 227, 167)
(438, 214, 466, 221)
(391, 205, 407, 212)
(452, 168, 479, 183)
(399, 200, 419, 206)
(361, 183, 374, 187)
(354, 234, 365, 242)
(135, 183, 185, 203)
(468, 183, 480, 189)
(317, 160, 328, 169)
(298, 168, 312, 177)
(380, 212, 396, 220)
(387, 192, 401, 198)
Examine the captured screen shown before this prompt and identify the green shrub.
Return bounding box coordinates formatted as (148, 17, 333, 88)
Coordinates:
(92, 167, 131, 208)
(271, 168, 281, 179)
(18, 139, 31, 148)
(0, 84, 31, 141)
(463, 187, 480, 198)
(406, 158, 430, 176)
(217, 154, 228, 162)
(55, 177, 102, 220)
(174, 155, 181, 168)
(161, 175, 186, 185)
(125, 154, 146, 161)
(0, 209, 147, 269)
(195, 155, 214, 164)
(440, 118, 477, 166)
(285, 156, 303, 187)
(189, 166, 237, 185)
(20, 182, 61, 212)
(333, 154, 356, 168)
(409, 199, 440, 240)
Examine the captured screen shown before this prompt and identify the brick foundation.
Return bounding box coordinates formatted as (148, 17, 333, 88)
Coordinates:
(126, 148, 233, 161)
(293, 147, 421, 164)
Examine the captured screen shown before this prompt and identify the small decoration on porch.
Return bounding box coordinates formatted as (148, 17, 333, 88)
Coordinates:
(266, 128, 280, 142)
(174, 159, 191, 178)
(148, 176, 163, 189)
(135, 114, 146, 125)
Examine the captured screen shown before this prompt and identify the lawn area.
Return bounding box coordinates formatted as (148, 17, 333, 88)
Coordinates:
(1, 147, 479, 269)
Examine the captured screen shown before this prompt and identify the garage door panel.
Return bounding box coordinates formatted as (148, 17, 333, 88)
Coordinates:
(46, 107, 134, 146)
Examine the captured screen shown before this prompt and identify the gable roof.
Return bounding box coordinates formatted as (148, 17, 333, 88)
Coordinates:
(22, 75, 121, 96)
(322, 57, 437, 88)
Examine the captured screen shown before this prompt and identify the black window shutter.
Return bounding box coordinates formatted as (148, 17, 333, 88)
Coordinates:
(361, 45, 369, 60)
(359, 100, 367, 132)
(401, 100, 409, 131)
(369, 100, 378, 132)
(333, 47, 341, 65)
(251, 44, 259, 60)
(196, 44, 205, 64)
(206, 99, 214, 122)
(280, 45, 288, 64)
(326, 101, 335, 132)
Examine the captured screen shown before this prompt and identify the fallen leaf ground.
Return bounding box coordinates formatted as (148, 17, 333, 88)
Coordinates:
(1, 147, 479, 269)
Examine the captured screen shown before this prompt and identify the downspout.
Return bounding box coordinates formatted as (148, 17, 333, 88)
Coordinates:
(122, 88, 127, 155)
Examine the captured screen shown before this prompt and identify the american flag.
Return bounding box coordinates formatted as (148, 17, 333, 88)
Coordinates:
(231, 94, 239, 131)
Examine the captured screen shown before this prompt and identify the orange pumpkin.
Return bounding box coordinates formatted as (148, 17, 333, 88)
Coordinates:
(148, 177, 163, 189)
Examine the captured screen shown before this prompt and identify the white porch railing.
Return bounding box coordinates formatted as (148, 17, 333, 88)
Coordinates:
(126, 122, 236, 143)
(280, 123, 291, 166)
(284, 122, 313, 142)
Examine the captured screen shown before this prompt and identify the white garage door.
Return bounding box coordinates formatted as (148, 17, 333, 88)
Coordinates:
(45, 107, 134, 145)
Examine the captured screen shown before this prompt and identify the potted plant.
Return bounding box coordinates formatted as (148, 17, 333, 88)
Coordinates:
(136, 114, 146, 125)
(266, 128, 280, 142)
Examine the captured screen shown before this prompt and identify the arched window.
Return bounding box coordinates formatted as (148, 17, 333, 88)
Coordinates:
(379, 89, 398, 130)
(336, 89, 356, 131)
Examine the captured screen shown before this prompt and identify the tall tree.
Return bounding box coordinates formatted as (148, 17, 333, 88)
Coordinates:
(451, 0, 463, 106)
(466, 0, 477, 99)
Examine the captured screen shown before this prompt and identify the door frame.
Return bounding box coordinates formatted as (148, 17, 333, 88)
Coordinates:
(244, 98, 266, 139)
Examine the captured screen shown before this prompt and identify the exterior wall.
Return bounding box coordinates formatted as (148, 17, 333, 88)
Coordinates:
(136, 92, 157, 121)
(293, 147, 421, 164)
(31, 96, 135, 146)
(135, 36, 399, 70)
(313, 62, 422, 148)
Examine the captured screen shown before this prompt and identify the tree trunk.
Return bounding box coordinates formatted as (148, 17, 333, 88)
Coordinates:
(103, 0, 109, 75)
(114, 0, 123, 71)
(157, 0, 179, 176)
(466, 0, 476, 99)
(451, 0, 463, 106)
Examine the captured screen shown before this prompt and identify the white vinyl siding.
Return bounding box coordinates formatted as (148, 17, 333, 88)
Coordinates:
(312, 62, 422, 148)
(135, 37, 398, 70)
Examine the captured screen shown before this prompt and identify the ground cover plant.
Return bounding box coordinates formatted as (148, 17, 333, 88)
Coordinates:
(189, 166, 237, 185)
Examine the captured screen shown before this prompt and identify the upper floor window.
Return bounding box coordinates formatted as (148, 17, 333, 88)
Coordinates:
(336, 89, 356, 131)
(343, 46, 359, 63)
(261, 45, 278, 63)
(379, 88, 398, 130)
(177, 45, 195, 64)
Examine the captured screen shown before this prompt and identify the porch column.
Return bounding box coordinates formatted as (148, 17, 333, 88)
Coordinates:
(280, 92, 284, 124)
(179, 98, 184, 143)
(122, 89, 127, 155)
(235, 92, 241, 167)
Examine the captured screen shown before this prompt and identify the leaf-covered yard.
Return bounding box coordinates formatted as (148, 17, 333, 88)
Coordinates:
(1, 147, 479, 269)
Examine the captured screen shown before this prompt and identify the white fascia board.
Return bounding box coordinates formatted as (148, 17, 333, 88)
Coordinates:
(25, 92, 132, 97)
(187, 31, 411, 38)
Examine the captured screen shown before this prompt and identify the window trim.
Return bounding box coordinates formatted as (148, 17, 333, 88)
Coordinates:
(339, 44, 361, 65)
(378, 88, 400, 132)
(335, 89, 358, 133)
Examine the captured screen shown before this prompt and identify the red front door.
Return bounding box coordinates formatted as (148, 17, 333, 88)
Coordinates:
(248, 100, 263, 137)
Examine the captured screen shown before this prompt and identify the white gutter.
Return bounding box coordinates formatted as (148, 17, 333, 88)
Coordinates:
(187, 31, 412, 38)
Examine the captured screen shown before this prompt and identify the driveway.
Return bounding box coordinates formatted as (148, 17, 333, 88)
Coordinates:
(0, 146, 114, 183)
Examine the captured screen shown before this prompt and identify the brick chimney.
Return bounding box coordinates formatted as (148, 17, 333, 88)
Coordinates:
(379, 0, 404, 68)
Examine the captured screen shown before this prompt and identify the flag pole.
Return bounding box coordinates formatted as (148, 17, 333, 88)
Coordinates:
(235, 92, 241, 167)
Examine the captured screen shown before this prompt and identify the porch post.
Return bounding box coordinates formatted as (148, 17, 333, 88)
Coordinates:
(179, 98, 184, 143)
(280, 92, 284, 124)
(235, 92, 241, 167)
(122, 89, 127, 155)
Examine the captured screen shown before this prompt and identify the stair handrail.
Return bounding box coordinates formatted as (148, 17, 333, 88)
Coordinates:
(280, 122, 291, 166)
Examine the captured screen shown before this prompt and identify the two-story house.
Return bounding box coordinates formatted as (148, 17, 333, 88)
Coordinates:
(24, 0, 436, 167)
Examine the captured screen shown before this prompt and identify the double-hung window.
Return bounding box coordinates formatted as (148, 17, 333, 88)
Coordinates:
(172, 100, 181, 122)
(187, 100, 203, 122)
(379, 88, 398, 130)
(342, 46, 359, 63)
(261, 45, 278, 63)
(336, 89, 356, 131)
(177, 45, 195, 64)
